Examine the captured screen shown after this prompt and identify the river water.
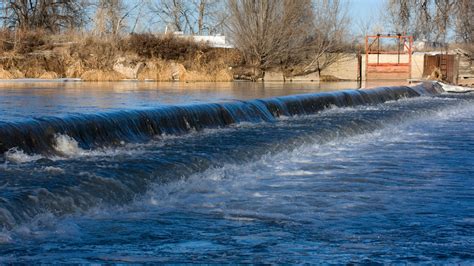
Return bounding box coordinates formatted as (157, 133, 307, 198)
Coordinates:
(0, 81, 472, 263)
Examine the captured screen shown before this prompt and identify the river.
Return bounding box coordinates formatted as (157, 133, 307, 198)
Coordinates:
(0, 81, 472, 263)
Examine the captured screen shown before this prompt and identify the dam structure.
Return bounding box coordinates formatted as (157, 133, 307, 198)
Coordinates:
(0, 82, 442, 156)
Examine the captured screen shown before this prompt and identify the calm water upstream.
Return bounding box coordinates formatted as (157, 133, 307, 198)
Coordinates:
(0, 81, 472, 263)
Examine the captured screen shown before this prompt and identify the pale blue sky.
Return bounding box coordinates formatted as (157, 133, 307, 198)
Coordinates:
(346, 0, 384, 17)
(346, 0, 386, 35)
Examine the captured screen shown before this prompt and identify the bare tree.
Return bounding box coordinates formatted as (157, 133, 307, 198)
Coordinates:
(94, 0, 124, 36)
(355, 14, 375, 39)
(148, 0, 226, 35)
(148, 0, 191, 33)
(94, 0, 143, 36)
(299, 0, 350, 76)
(0, 0, 87, 32)
(386, 0, 412, 34)
(385, 0, 471, 45)
(193, 0, 227, 35)
(433, 0, 456, 44)
(228, 0, 349, 79)
(130, 0, 146, 33)
(228, 0, 313, 75)
(413, 0, 433, 41)
(454, 0, 473, 44)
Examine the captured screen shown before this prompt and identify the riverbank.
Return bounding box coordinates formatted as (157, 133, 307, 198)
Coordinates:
(1, 31, 472, 84)
(0, 31, 240, 82)
(0, 30, 409, 83)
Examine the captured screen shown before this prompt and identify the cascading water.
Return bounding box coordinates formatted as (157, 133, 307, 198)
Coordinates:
(0, 81, 472, 263)
(0, 83, 441, 156)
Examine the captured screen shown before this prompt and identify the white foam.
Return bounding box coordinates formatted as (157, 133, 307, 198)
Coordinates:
(53, 134, 86, 157)
(439, 82, 474, 93)
(13, 212, 81, 241)
(129, 97, 474, 220)
(277, 170, 314, 176)
(51, 134, 149, 160)
(0, 232, 12, 243)
(4, 147, 43, 163)
(42, 166, 65, 174)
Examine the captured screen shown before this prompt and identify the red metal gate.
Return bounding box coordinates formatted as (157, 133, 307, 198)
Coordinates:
(365, 34, 413, 80)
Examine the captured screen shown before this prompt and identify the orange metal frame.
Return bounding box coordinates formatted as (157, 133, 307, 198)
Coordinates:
(365, 34, 413, 80)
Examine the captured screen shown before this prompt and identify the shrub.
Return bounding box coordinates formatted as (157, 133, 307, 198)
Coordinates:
(124, 33, 209, 61)
(70, 36, 119, 70)
(0, 30, 15, 52)
(14, 30, 47, 54)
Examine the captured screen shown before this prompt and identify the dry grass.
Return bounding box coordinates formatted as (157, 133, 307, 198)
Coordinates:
(70, 37, 119, 71)
(137, 59, 174, 81)
(23, 65, 46, 78)
(65, 60, 86, 78)
(0, 67, 13, 79)
(182, 68, 233, 82)
(136, 59, 233, 82)
(10, 69, 25, 78)
(39, 71, 59, 79)
(0, 30, 242, 81)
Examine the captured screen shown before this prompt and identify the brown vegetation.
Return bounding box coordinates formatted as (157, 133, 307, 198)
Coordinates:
(0, 31, 240, 81)
(0, 0, 237, 81)
(124, 33, 208, 60)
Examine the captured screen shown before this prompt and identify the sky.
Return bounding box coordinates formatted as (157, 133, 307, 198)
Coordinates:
(346, 0, 384, 19)
(345, 0, 386, 35)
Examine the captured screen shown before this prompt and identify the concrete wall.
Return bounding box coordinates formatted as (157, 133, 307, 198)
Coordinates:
(321, 55, 359, 80)
(411, 53, 425, 79)
(262, 53, 426, 82)
(288, 54, 359, 81)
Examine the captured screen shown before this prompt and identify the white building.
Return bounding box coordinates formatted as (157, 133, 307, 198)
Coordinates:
(172, 32, 233, 48)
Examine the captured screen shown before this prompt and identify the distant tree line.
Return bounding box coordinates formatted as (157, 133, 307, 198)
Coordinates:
(0, 0, 227, 35)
